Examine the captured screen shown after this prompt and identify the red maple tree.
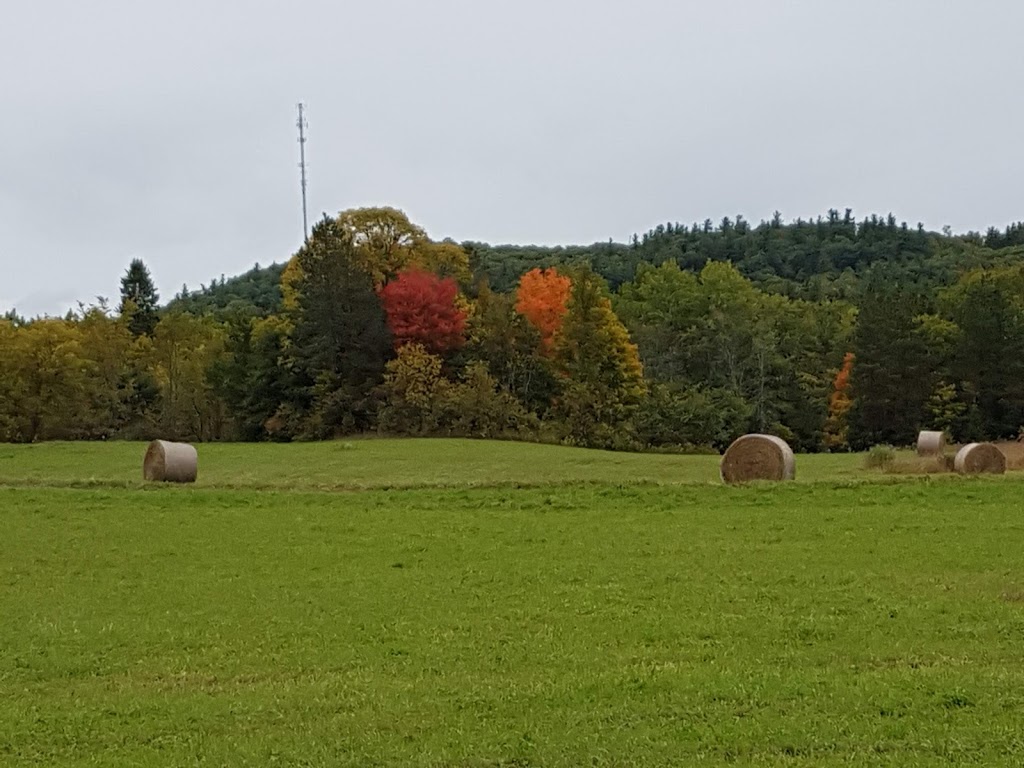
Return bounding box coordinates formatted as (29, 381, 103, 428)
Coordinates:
(378, 268, 467, 353)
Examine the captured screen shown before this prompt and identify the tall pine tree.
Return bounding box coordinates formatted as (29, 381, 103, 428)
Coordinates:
(118, 258, 160, 337)
(948, 272, 1024, 439)
(847, 270, 933, 448)
(288, 217, 393, 437)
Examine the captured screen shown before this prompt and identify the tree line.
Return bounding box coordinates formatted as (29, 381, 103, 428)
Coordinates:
(2, 206, 1022, 450)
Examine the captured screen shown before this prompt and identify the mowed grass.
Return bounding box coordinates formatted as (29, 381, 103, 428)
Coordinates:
(0, 438, 906, 490)
(3, 441, 1024, 765)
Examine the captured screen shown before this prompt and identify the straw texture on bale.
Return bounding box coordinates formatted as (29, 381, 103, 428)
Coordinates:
(953, 442, 1006, 475)
(917, 430, 946, 457)
(720, 434, 795, 484)
(143, 440, 198, 483)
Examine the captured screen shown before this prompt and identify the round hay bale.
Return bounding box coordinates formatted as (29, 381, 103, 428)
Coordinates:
(720, 434, 795, 484)
(917, 430, 946, 456)
(953, 442, 1006, 475)
(143, 440, 198, 483)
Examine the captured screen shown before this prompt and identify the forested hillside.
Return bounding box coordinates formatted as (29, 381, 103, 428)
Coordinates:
(168, 263, 286, 319)
(469, 210, 1024, 299)
(1, 207, 1022, 451)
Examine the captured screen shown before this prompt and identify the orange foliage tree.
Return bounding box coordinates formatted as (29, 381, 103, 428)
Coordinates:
(824, 352, 854, 450)
(514, 267, 571, 353)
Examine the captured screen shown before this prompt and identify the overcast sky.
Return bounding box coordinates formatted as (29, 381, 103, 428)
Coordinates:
(2, 0, 1022, 317)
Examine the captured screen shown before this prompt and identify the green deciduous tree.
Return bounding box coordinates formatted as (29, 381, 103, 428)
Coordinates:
(379, 344, 534, 438)
(214, 313, 299, 441)
(467, 284, 557, 414)
(150, 312, 227, 441)
(75, 305, 152, 438)
(0, 320, 28, 440)
(633, 383, 750, 450)
(617, 261, 850, 450)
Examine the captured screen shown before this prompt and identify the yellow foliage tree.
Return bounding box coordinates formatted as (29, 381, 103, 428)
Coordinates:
(553, 268, 646, 447)
(379, 343, 445, 433)
(150, 312, 227, 440)
(0, 319, 93, 441)
(282, 208, 472, 305)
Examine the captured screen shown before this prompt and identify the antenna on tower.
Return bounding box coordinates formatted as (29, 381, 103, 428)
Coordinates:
(297, 102, 309, 243)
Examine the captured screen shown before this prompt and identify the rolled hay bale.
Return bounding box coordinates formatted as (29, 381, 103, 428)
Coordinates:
(143, 440, 198, 483)
(953, 442, 1006, 475)
(720, 434, 795, 484)
(917, 430, 946, 457)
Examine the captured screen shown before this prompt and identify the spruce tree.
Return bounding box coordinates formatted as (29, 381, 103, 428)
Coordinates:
(289, 218, 393, 436)
(847, 270, 933, 448)
(118, 258, 160, 337)
(950, 274, 1024, 439)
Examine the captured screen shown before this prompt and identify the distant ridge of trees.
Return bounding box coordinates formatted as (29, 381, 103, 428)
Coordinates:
(168, 211, 1024, 316)
(466, 210, 1024, 299)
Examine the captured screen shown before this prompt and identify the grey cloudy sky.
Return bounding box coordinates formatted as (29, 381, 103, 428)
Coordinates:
(2, 0, 1022, 317)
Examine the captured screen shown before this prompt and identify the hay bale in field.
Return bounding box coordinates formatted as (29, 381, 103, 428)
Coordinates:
(953, 442, 1006, 475)
(720, 434, 795, 484)
(143, 440, 198, 483)
(917, 430, 946, 457)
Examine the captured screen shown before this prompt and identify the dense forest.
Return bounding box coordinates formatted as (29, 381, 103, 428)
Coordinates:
(2, 206, 1023, 451)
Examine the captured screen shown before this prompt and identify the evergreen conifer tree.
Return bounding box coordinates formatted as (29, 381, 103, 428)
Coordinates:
(118, 258, 160, 337)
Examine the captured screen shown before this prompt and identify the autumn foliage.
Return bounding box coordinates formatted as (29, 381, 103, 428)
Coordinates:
(378, 268, 467, 354)
(514, 268, 571, 353)
(824, 352, 855, 450)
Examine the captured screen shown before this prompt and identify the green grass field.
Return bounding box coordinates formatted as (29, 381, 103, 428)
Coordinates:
(0, 438, 925, 490)
(3, 440, 1024, 766)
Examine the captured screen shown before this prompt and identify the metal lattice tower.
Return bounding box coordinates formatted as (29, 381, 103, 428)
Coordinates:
(297, 103, 309, 242)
